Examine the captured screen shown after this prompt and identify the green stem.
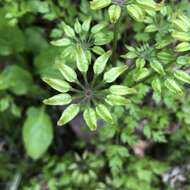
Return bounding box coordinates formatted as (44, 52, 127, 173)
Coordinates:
(111, 19, 121, 66)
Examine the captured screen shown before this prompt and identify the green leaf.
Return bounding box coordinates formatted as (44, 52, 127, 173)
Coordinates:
(57, 63, 77, 82)
(109, 85, 137, 95)
(96, 104, 112, 122)
(90, 0, 111, 10)
(61, 22, 75, 38)
(164, 78, 183, 96)
(58, 104, 80, 126)
(76, 45, 89, 73)
(43, 94, 72, 106)
(150, 59, 165, 75)
(83, 108, 97, 131)
(136, 58, 145, 69)
(136, 0, 157, 11)
(126, 4, 144, 22)
(135, 68, 150, 81)
(74, 19, 82, 34)
(50, 38, 71, 47)
(91, 22, 107, 34)
(175, 42, 190, 52)
(106, 95, 131, 106)
(108, 5, 121, 24)
(151, 78, 161, 93)
(23, 106, 53, 159)
(103, 65, 128, 83)
(42, 77, 71, 92)
(93, 50, 112, 75)
(174, 70, 190, 84)
(82, 17, 91, 32)
(172, 32, 190, 41)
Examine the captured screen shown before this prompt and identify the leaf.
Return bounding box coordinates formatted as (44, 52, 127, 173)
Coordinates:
(174, 70, 190, 84)
(57, 63, 77, 82)
(91, 22, 107, 34)
(164, 78, 183, 96)
(42, 77, 71, 92)
(58, 104, 80, 126)
(175, 42, 190, 52)
(76, 45, 89, 73)
(106, 95, 131, 106)
(74, 19, 82, 34)
(108, 5, 121, 24)
(50, 38, 71, 47)
(61, 22, 75, 38)
(152, 78, 162, 93)
(96, 104, 112, 122)
(135, 68, 150, 81)
(22, 106, 53, 159)
(83, 108, 97, 131)
(126, 4, 144, 22)
(43, 94, 72, 106)
(103, 65, 128, 83)
(109, 85, 137, 95)
(90, 0, 111, 10)
(150, 59, 165, 75)
(136, 0, 157, 11)
(93, 50, 112, 75)
(82, 17, 91, 32)
(136, 58, 145, 69)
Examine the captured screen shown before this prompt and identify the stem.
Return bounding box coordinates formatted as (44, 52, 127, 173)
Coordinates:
(111, 18, 121, 66)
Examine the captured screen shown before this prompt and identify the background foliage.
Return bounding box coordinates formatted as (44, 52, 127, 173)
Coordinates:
(0, 0, 190, 189)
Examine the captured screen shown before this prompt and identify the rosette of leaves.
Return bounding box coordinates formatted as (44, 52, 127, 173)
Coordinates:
(123, 42, 190, 97)
(51, 18, 113, 62)
(90, 0, 160, 23)
(42, 46, 136, 130)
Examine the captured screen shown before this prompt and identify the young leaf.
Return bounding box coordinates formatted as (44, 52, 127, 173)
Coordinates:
(58, 104, 80, 126)
(90, 0, 111, 10)
(103, 65, 128, 83)
(57, 63, 77, 82)
(106, 95, 131, 106)
(93, 50, 112, 75)
(174, 70, 190, 84)
(76, 45, 89, 73)
(43, 94, 72, 106)
(108, 5, 121, 24)
(23, 107, 53, 160)
(83, 108, 97, 131)
(42, 77, 71, 92)
(136, 58, 145, 69)
(135, 68, 150, 81)
(96, 104, 112, 122)
(91, 22, 107, 34)
(109, 85, 137, 95)
(136, 0, 157, 11)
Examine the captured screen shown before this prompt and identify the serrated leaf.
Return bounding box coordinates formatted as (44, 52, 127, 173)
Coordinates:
(23, 106, 53, 159)
(93, 50, 112, 75)
(104, 65, 128, 83)
(42, 77, 71, 92)
(84, 108, 97, 131)
(57, 63, 77, 82)
(58, 104, 80, 126)
(43, 94, 72, 106)
(96, 104, 112, 122)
